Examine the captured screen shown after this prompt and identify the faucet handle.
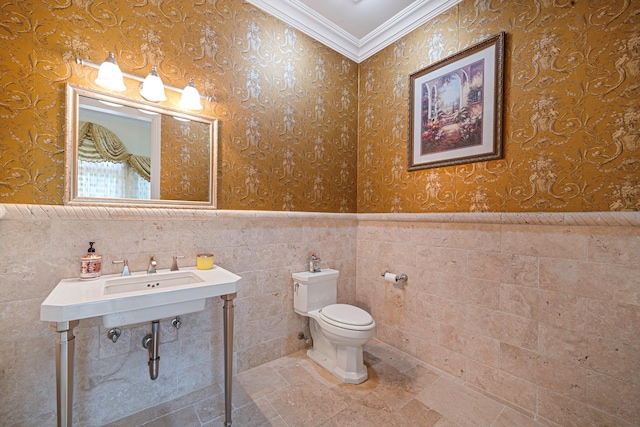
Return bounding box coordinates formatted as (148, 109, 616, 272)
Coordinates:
(148, 255, 157, 274)
(112, 259, 130, 276)
(171, 255, 185, 271)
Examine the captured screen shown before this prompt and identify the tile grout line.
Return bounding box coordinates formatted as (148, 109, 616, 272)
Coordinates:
(488, 406, 507, 427)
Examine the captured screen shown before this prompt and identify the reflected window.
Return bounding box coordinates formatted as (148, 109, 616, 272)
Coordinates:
(77, 159, 150, 199)
(78, 97, 160, 199)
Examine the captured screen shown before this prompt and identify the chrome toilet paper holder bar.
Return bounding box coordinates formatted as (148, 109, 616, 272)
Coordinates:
(381, 270, 408, 282)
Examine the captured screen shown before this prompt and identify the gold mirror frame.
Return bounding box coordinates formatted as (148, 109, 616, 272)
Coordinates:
(64, 83, 218, 208)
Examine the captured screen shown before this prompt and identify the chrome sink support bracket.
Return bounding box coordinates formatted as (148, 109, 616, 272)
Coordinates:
(221, 292, 237, 427)
(50, 320, 80, 427)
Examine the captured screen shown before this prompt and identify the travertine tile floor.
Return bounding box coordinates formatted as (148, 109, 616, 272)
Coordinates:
(108, 341, 547, 427)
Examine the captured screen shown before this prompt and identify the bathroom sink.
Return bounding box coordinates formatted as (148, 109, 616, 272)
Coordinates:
(103, 271, 203, 295)
(41, 266, 240, 327)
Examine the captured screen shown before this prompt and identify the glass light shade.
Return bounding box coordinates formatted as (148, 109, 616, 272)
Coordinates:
(95, 52, 126, 92)
(139, 66, 167, 102)
(179, 78, 203, 111)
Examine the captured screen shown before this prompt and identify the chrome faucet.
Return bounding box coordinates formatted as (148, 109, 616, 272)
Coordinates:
(112, 259, 130, 276)
(147, 255, 157, 274)
(170, 255, 185, 271)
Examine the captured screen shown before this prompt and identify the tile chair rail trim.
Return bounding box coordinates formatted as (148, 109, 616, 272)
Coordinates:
(1, 203, 638, 226)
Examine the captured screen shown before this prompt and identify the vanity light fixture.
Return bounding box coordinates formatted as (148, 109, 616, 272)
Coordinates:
(76, 55, 213, 110)
(95, 52, 126, 92)
(179, 78, 203, 111)
(139, 66, 167, 102)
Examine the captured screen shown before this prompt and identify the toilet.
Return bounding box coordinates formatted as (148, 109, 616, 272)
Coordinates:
(293, 269, 376, 384)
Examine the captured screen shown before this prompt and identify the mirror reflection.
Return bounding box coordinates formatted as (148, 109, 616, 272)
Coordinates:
(78, 97, 155, 200)
(65, 84, 218, 208)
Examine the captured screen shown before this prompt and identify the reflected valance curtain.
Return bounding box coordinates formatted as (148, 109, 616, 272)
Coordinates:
(78, 121, 151, 182)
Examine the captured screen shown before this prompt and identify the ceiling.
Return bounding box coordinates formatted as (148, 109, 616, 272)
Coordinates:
(246, 0, 462, 63)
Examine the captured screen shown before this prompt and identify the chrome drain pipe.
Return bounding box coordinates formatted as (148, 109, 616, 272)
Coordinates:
(142, 320, 160, 380)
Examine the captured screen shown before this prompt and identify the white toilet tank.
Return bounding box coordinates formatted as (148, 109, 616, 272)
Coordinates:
(293, 269, 339, 313)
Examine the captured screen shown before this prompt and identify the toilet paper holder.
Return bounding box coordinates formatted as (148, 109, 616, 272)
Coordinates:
(381, 270, 408, 283)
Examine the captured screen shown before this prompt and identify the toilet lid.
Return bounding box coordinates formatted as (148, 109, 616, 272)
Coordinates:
(320, 304, 373, 327)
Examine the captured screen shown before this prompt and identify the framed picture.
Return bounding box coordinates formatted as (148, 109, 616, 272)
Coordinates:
(408, 32, 505, 171)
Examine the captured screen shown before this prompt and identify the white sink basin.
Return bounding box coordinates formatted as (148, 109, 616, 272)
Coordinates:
(104, 271, 203, 295)
(41, 266, 241, 327)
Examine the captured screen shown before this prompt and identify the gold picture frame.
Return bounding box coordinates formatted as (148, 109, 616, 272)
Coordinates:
(408, 32, 505, 171)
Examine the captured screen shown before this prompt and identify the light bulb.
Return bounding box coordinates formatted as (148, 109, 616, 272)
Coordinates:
(95, 52, 126, 92)
(139, 66, 167, 102)
(179, 78, 203, 111)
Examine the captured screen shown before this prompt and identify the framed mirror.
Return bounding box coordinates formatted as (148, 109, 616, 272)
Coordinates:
(64, 83, 218, 208)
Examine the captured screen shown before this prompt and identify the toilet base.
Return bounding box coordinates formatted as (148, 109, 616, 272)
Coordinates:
(307, 347, 368, 384)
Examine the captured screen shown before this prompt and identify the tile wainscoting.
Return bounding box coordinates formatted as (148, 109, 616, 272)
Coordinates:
(0, 204, 637, 426)
(356, 212, 640, 427)
(0, 205, 357, 426)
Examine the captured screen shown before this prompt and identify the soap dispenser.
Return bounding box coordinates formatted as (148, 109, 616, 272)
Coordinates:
(80, 242, 102, 280)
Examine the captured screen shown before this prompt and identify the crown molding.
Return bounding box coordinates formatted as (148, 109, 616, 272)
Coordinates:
(358, 0, 461, 61)
(246, 0, 360, 60)
(246, 0, 461, 63)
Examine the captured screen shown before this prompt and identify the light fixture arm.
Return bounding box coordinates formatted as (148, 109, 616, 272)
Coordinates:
(75, 57, 213, 102)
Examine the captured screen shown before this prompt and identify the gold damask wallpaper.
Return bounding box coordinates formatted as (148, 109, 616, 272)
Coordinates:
(358, 0, 639, 212)
(0, 0, 358, 212)
(160, 119, 210, 202)
(0, 0, 637, 213)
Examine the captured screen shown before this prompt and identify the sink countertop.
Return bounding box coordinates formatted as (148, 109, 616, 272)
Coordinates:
(41, 266, 240, 323)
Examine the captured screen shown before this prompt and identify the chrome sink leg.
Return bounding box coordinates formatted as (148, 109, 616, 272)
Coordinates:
(222, 293, 237, 427)
(50, 320, 80, 427)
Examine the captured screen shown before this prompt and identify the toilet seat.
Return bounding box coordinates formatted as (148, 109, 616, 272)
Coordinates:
(319, 304, 374, 331)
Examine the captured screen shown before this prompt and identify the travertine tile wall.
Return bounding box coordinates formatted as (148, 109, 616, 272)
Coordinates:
(2, 206, 638, 427)
(356, 215, 640, 427)
(0, 205, 356, 426)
